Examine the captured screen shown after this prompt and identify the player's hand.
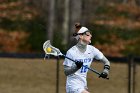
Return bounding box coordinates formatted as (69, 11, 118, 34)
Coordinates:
(99, 71, 108, 78)
(75, 61, 83, 69)
(99, 65, 110, 79)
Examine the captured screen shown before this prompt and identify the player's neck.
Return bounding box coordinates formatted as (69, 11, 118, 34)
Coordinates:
(76, 41, 87, 53)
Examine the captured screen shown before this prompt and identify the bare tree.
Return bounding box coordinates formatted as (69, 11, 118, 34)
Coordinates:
(68, 0, 82, 47)
(23, 0, 82, 47)
(62, 0, 70, 47)
(47, 0, 56, 42)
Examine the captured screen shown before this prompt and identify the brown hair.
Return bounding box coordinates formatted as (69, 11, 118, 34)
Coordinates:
(75, 23, 82, 33)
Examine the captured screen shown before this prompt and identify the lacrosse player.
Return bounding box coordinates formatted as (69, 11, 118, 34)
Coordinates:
(63, 23, 110, 93)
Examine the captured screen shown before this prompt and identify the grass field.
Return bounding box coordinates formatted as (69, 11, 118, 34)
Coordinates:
(0, 58, 139, 93)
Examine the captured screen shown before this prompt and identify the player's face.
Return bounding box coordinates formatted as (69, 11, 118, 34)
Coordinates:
(82, 32, 92, 44)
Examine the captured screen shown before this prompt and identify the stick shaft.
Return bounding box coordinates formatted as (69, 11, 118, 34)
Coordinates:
(62, 54, 101, 75)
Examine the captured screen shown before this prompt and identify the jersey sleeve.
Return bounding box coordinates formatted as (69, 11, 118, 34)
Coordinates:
(63, 51, 74, 67)
(93, 47, 104, 60)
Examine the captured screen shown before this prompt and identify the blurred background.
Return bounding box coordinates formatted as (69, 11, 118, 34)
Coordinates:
(0, 0, 140, 93)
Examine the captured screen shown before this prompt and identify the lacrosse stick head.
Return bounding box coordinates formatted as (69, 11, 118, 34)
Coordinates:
(43, 40, 63, 57)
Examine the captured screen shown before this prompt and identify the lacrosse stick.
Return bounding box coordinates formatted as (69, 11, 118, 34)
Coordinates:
(43, 40, 109, 79)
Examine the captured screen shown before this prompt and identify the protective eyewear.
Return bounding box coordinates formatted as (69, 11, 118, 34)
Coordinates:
(73, 31, 92, 36)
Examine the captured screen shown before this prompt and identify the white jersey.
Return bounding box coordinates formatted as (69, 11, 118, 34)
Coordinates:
(63, 45, 104, 92)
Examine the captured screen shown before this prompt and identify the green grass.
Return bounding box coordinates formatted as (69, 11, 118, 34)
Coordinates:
(0, 58, 140, 93)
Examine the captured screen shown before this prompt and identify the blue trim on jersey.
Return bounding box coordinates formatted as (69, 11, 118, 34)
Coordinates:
(75, 58, 91, 63)
(75, 58, 92, 73)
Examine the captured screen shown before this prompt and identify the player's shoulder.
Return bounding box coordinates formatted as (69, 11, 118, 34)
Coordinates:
(87, 45, 100, 52)
(67, 46, 77, 53)
(87, 45, 95, 49)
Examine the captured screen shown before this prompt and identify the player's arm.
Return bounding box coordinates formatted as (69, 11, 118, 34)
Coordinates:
(98, 55, 110, 78)
(93, 47, 110, 78)
(63, 51, 83, 76)
(64, 62, 83, 76)
(100, 55, 110, 67)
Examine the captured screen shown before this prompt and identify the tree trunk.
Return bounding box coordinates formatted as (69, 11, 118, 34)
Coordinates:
(62, 0, 70, 48)
(47, 0, 55, 42)
(68, 0, 82, 47)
